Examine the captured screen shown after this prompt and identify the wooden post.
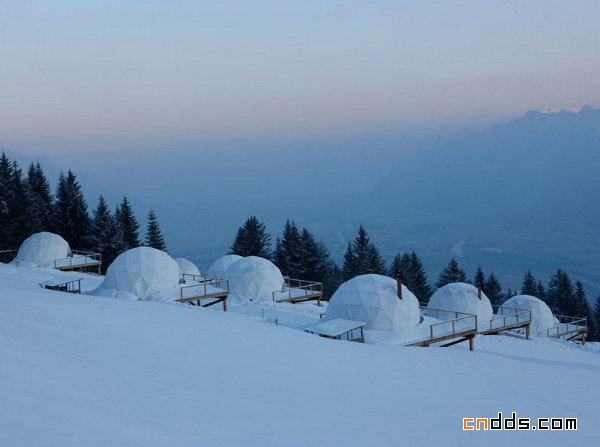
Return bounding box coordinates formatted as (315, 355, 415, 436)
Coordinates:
(222, 297, 228, 312)
(477, 286, 482, 300)
(469, 335, 474, 352)
(397, 278, 403, 299)
(525, 323, 530, 340)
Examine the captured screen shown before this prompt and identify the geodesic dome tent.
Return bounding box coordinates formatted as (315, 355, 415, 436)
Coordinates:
(15, 232, 70, 267)
(226, 256, 284, 301)
(500, 294, 555, 337)
(428, 282, 493, 327)
(323, 274, 420, 332)
(101, 247, 181, 300)
(175, 257, 201, 280)
(207, 254, 243, 278)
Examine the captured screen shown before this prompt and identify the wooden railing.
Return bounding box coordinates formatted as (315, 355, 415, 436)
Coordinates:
(53, 250, 102, 268)
(272, 277, 323, 301)
(179, 277, 229, 301)
(487, 306, 532, 332)
(547, 315, 587, 338)
(181, 272, 208, 283)
(419, 305, 478, 340)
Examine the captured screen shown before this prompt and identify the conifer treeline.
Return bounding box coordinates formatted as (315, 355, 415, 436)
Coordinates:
(230, 216, 600, 340)
(0, 153, 166, 272)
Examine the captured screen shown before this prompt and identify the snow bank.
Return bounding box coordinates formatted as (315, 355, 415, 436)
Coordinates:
(324, 274, 420, 331)
(500, 294, 555, 337)
(428, 282, 493, 327)
(14, 232, 70, 267)
(207, 254, 243, 278)
(175, 258, 201, 280)
(226, 256, 284, 301)
(100, 247, 181, 301)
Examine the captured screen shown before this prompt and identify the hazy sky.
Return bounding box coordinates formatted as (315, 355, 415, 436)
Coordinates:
(1, 0, 599, 154)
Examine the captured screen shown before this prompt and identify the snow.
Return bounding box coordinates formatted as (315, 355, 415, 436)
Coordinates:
(428, 282, 493, 328)
(225, 256, 284, 302)
(323, 274, 420, 331)
(14, 232, 70, 267)
(174, 257, 201, 280)
(98, 247, 181, 301)
(1, 262, 599, 446)
(207, 254, 243, 278)
(500, 295, 556, 337)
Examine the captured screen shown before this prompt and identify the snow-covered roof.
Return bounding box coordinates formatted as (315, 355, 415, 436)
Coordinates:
(208, 254, 243, 278)
(226, 256, 284, 301)
(15, 232, 70, 267)
(175, 258, 201, 279)
(323, 274, 420, 332)
(428, 282, 493, 327)
(101, 247, 180, 300)
(500, 294, 556, 337)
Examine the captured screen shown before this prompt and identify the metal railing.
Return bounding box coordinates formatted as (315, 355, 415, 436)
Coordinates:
(547, 314, 587, 338)
(272, 277, 323, 302)
(179, 277, 229, 301)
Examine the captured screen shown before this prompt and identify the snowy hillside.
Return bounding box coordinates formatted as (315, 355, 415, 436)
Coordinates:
(1, 263, 599, 446)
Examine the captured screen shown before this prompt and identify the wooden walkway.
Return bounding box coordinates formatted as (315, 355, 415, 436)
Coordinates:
(53, 250, 102, 274)
(272, 277, 323, 306)
(40, 276, 83, 294)
(406, 307, 478, 351)
(176, 277, 229, 312)
(548, 315, 588, 344)
(479, 307, 532, 338)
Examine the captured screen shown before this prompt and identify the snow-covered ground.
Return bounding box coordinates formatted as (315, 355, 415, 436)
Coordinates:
(1, 262, 599, 446)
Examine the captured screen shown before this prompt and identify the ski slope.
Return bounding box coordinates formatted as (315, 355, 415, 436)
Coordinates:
(0, 263, 599, 446)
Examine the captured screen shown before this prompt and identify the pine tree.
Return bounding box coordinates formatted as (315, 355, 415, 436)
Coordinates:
(435, 258, 466, 288)
(389, 252, 431, 302)
(26, 162, 54, 233)
(536, 280, 546, 302)
(591, 295, 600, 341)
(145, 208, 167, 251)
(521, 270, 538, 296)
(484, 273, 503, 306)
(54, 170, 91, 248)
(6, 161, 32, 246)
(546, 270, 574, 314)
(90, 196, 126, 272)
(572, 281, 592, 320)
(273, 220, 303, 277)
(342, 226, 386, 280)
(0, 152, 13, 247)
(117, 197, 140, 249)
(229, 216, 272, 258)
(473, 267, 486, 291)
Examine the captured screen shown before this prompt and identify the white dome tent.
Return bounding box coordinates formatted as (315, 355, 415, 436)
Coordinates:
(500, 294, 555, 337)
(14, 232, 70, 267)
(208, 254, 243, 278)
(427, 282, 493, 327)
(175, 258, 201, 282)
(323, 274, 420, 332)
(226, 256, 284, 301)
(100, 247, 181, 301)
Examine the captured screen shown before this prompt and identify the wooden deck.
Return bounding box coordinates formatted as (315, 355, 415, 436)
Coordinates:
(305, 319, 366, 343)
(407, 306, 478, 351)
(272, 277, 323, 306)
(548, 315, 587, 344)
(176, 278, 229, 312)
(40, 277, 83, 294)
(479, 307, 532, 338)
(53, 250, 102, 274)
